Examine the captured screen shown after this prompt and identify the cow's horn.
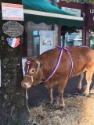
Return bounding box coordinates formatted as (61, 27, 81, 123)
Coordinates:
(36, 61, 40, 70)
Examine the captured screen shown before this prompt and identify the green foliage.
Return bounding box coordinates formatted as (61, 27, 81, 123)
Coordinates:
(64, 0, 93, 3)
(65, 0, 75, 2)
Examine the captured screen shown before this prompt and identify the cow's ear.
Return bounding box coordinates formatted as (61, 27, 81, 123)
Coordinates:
(36, 60, 43, 69)
(26, 58, 31, 61)
(36, 60, 40, 70)
(30, 58, 36, 63)
(39, 61, 43, 69)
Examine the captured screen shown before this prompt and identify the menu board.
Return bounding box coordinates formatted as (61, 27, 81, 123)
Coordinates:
(1, 3, 24, 21)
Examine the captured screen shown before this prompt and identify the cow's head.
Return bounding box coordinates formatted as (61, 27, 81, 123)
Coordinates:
(21, 58, 43, 89)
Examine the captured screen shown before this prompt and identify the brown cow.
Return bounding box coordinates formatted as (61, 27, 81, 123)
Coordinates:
(21, 46, 94, 108)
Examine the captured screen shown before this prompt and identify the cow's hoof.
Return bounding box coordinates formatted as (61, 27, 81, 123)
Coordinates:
(59, 103, 65, 109)
(77, 88, 82, 93)
(60, 106, 65, 110)
(82, 92, 89, 97)
(90, 89, 94, 94)
(45, 102, 54, 108)
(54, 105, 65, 110)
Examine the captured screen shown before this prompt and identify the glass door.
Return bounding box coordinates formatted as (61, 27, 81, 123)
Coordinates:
(32, 36, 40, 57)
(90, 29, 94, 49)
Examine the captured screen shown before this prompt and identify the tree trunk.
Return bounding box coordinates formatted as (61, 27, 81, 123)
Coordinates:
(0, 43, 30, 125)
(0, 1, 30, 122)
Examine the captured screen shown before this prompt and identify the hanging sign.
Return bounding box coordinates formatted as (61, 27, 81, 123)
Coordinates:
(87, 5, 94, 26)
(1, 2, 24, 21)
(2, 21, 24, 37)
(61, 7, 81, 17)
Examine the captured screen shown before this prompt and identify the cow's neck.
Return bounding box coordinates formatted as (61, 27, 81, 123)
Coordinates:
(41, 68, 52, 82)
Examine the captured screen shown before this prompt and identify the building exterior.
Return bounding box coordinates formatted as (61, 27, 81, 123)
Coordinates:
(58, 1, 94, 48)
(22, 0, 59, 57)
(22, 0, 94, 57)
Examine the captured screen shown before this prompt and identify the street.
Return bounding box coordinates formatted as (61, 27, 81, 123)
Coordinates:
(28, 74, 94, 107)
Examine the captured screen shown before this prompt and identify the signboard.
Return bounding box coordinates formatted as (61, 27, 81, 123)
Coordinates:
(87, 5, 94, 26)
(1, 3, 24, 21)
(2, 21, 24, 37)
(22, 58, 27, 76)
(61, 7, 81, 17)
(0, 59, 1, 87)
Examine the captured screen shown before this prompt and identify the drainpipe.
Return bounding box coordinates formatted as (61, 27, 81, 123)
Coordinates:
(84, 3, 90, 46)
(51, 0, 57, 30)
(82, 3, 89, 46)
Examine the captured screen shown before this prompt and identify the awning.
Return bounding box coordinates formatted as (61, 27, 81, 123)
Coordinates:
(22, 0, 83, 27)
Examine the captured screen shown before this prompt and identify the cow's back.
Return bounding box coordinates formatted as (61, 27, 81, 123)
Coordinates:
(68, 47, 94, 77)
(37, 47, 94, 78)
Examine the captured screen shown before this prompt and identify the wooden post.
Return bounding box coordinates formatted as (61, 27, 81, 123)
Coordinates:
(85, 26, 90, 46)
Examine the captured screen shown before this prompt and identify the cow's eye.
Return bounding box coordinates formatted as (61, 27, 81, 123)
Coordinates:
(32, 70, 35, 72)
(29, 68, 35, 74)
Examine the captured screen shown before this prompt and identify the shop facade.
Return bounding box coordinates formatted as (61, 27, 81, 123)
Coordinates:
(22, 0, 83, 57)
(22, 1, 94, 57)
(58, 1, 94, 49)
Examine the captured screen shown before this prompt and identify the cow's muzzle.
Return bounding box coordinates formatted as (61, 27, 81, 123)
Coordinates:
(21, 80, 32, 89)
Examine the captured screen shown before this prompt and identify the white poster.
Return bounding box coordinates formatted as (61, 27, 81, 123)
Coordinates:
(1, 3, 24, 21)
(39, 31, 54, 54)
(0, 59, 1, 87)
(22, 58, 27, 76)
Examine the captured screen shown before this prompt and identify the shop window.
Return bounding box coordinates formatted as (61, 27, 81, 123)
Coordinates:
(64, 30, 82, 47)
(90, 30, 94, 49)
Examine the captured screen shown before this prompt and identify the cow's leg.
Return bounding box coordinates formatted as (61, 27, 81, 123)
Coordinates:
(44, 83, 54, 105)
(58, 79, 68, 108)
(48, 88, 53, 105)
(77, 73, 84, 91)
(83, 71, 93, 96)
